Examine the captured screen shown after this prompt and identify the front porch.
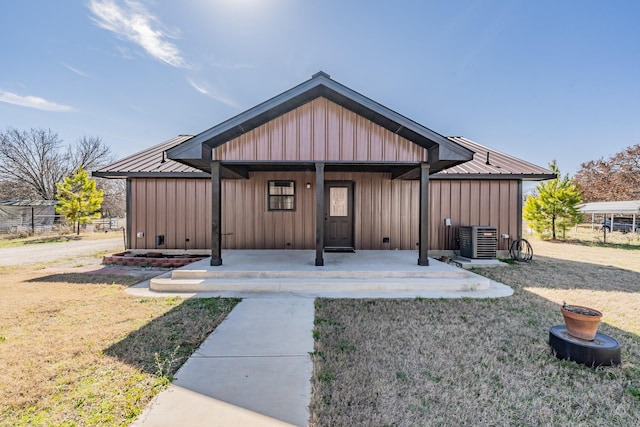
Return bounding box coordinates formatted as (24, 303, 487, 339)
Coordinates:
(146, 250, 513, 298)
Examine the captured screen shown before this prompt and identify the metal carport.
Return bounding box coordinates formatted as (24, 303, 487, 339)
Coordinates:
(578, 200, 640, 232)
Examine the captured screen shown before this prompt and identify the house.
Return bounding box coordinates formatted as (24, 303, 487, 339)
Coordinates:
(94, 72, 554, 266)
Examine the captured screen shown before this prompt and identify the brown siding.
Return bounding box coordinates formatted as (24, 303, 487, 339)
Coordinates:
(222, 172, 316, 249)
(130, 178, 212, 250)
(212, 97, 428, 163)
(129, 177, 521, 253)
(429, 180, 520, 251)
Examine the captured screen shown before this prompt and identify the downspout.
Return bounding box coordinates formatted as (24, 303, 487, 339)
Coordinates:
(517, 180, 523, 239)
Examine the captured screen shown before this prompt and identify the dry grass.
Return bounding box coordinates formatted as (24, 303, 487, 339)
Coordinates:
(0, 257, 239, 426)
(0, 229, 124, 248)
(527, 224, 640, 249)
(310, 239, 640, 426)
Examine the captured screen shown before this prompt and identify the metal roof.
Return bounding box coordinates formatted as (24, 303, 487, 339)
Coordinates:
(93, 135, 211, 178)
(94, 134, 554, 182)
(432, 137, 555, 181)
(578, 200, 640, 215)
(166, 71, 475, 174)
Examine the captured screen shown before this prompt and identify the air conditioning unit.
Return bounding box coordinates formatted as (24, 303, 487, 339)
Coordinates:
(459, 226, 497, 259)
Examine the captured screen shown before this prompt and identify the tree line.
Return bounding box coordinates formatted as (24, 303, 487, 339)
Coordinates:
(574, 144, 640, 202)
(0, 127, 125, 223)
(524, 144, 639, 240)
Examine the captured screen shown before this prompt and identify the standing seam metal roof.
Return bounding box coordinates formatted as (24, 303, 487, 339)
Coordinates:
(93, 135, 209, 177)
(433, 137, 555, 180)
(94, 135, 554, 180)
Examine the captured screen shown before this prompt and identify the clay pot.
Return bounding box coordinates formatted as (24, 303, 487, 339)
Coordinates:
(561, 305, 602, 341)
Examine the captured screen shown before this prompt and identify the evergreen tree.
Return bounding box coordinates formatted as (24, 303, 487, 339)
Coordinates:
(524, 161, 583, 240)
(55, 167, 104, 235)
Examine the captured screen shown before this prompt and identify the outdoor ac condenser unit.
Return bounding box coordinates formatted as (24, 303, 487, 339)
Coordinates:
(459, 226, 497, 259)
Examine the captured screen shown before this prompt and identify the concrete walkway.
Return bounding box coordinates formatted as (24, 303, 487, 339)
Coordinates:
(132, 297, 314, 427)
(129, 252, 513, 426)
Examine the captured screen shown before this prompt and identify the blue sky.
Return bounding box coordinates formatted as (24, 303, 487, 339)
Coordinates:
(1, 0, 639, 176)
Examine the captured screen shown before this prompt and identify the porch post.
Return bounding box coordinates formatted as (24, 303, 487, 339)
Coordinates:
(315, 163, 325, 266)
(210, 161, 222, 266)
(418, 162, 430, 266)
(125, 179, 132, 249)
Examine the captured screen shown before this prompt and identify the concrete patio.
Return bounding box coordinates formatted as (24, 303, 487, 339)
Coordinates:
(138, 250, 513, 299)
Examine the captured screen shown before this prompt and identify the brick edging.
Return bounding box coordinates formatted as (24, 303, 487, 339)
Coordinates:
(103, 254, 205, 268)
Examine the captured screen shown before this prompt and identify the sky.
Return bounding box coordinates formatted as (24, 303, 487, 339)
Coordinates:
(1, 0, 639, 177)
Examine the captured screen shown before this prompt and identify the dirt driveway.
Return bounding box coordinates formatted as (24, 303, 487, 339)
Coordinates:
(0, 237, 124, 266)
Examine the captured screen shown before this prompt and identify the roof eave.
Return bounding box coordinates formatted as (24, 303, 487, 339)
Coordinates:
(431, 173, 557, 181)
(92, 171, 211, 179)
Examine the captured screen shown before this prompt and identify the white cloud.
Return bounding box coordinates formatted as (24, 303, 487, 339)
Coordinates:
(0, 91, 74, 112)
(88, 0, 188, 68)
(187, 78, 240, 108)
(187, 78, 208, 95)
(63, 63, 89, 77)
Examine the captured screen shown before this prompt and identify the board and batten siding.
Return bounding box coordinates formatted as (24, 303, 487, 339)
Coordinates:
(130, 178, 211, 250)
(129, 176, 520, 252)
(221, 171, 419, 250)
(430, 179, 520, 251)
(213, 97, 428, 163)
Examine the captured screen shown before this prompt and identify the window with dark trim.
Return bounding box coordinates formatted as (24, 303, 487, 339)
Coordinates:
(268, 180, 296, 211)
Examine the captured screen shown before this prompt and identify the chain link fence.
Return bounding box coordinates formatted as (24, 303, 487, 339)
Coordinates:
(0, 209, 124, 235)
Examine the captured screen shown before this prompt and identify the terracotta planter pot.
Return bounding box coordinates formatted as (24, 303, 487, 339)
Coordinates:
(561, 305, 602, 341)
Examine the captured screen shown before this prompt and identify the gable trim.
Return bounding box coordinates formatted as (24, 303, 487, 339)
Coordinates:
(167, 72, 474, 173)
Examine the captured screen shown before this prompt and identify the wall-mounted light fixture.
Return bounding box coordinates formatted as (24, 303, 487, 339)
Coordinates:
(444, 218, 452, 227)
(306, 182, 311, 189)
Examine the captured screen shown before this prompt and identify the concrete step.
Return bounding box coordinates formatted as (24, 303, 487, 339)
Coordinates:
(149, 275, 491, 293)
(169, 269, 469, 280)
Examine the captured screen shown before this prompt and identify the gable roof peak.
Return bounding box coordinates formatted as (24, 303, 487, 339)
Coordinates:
(167, 72, 475, 172)
(312, 70, 331, 79)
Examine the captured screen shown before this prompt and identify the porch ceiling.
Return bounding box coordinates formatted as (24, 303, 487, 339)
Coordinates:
(221, 161, 421, 180)
(167, 72, 474, 175)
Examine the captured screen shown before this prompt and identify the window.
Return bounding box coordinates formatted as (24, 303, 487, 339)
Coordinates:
(268, 180, 295, 211)
(329, 187, 348, 216)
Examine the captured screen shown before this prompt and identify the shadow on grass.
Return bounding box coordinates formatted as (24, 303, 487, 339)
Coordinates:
(103, 297, 240, 377)
(552, 238, 640, 251)
(27, 271, 155, 287)
(22, 235, 82, 245)
(513, 255, 640, 293)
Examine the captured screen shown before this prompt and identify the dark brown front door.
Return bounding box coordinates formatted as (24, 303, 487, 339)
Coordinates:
(324, 181, 354, 249)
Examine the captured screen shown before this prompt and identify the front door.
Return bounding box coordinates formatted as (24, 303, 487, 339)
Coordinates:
(324, 181, 354, 249)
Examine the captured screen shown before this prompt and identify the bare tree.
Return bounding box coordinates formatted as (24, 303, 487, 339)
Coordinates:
(575, 144, 640, 202)
(96, 178, 126, 217)
(71, 135, 114, 171)
(0, 179, 34, 200)
(0, 127, 114, 201)
(0, 128, 68, 200)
